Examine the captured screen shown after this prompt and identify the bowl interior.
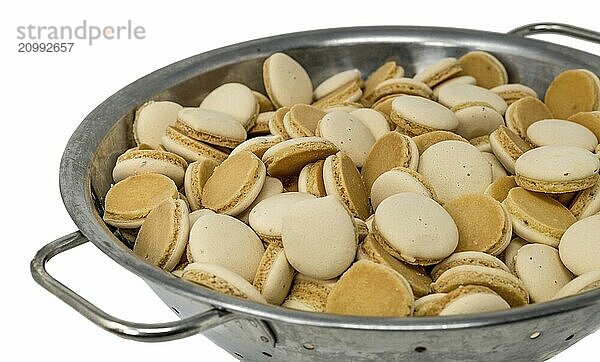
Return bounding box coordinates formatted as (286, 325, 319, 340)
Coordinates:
(62, 26, 600, 328)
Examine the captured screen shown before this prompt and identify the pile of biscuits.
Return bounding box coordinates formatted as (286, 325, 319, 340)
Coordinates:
(103, 50, 600, 317)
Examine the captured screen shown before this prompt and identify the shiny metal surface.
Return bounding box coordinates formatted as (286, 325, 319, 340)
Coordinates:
(33, 23, 600, 360)
(508, 22, 600, 44)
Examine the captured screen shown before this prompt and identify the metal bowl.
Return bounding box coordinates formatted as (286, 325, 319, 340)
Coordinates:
(32, 23, 600, 361)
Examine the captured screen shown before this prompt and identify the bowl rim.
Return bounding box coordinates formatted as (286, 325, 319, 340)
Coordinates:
(59, 25, 600, 330)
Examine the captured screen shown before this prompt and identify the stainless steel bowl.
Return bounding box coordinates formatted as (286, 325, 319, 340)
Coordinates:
(32, 23, 600, 361)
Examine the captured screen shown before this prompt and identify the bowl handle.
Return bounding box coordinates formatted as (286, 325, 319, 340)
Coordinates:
(30, 231, 236, 342)
(508, 22, 600, 45)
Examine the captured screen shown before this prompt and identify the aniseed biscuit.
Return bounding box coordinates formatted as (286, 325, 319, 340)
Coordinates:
(370, 167, 437, 210)
(452, 103, 505, 139)
(133, 198, 189, 271)
(553, 270, 600, 300)
(568, 111, 600, 141)
(112, 148, 188, 187)
(414, 293, 447, 316)
(261, 137, 339, 178)
(268, 107, 291, 140)
(175, 107, 247, 148)
(189, 209, 215, 227)
(363, 78, 433, 106)
(183, 158, 219, 211)
(362, 131, 419, 192)
(491, 84, 538, 105)
(323, 152, 371, 220)
(188, 213, 265, 282)
(431, 251, 510, 282)
(503, 237, 528, 274)
(413, 57, 462, 88)
(489, 126, 531, 174)
(312, 80, 362, 109)
(370, 94, 399, 120)
(503, 187, 576, 247)
(431, 265, 529, 307)
(230, 135, 283, 159)
(263, 52, 313, 107)
(199, 82, 259, 130)
(569, 178, 600, 219)
(236, 176, 284, 224)
(390, 95, 458, 136)
(201, 151, 266, 216)
(252, 244, 295, 305)
(526, 119, 598, 151)
(544, 69, 600, 119)
(515, 244, 573, 302)
(103, 173, 178, 228)
(249, 192, 316, 246)
(418, 140, 493, 204)
(373, 192, 458, 266)
(458, 51, 508, 89)
(281, 274, 336, 312)
(282, 196, 357, 279)
(325, 260, 414, 317)
(362, 61, 401, 105)
(133, 100, 183, 149)
(559, 215, 600, 276)
(317, 111, 375, 167)
(357, 233, 432, 297)
(422, 285, 510, 316)
(432, 75, 477, 100)
(443, 194, 512, 255)
(297, 160, 327, 197)
(161, 126, 229, 163)
(412, 130, 468, 154)
(505, 96, 553, 144)
(514, 145, 600, 193)
(183, 262, 266, 303)
(350, 108, 391, 140)
(438, 83, 507, 115)
(314, 69, 362, 100)
(283, 104, 326, 138)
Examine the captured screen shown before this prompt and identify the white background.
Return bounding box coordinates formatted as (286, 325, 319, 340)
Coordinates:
(4, 0, 600, 361)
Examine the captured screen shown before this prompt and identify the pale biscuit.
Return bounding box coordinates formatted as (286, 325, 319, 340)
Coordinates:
(515, 244, 573, 302)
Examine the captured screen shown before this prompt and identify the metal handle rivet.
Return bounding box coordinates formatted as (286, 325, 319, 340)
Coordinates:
(303, 343, 315, 350)
(530, 332, 541, 339)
